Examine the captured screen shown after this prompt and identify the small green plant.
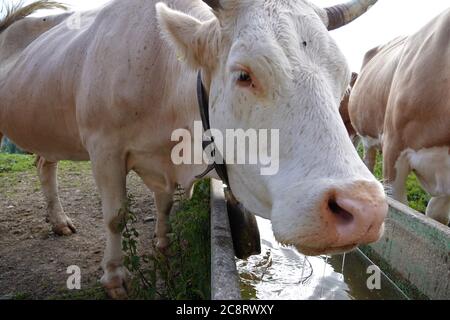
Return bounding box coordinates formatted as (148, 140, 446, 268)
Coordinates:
(120, 180, 211, 300)
(118, 194, 161, 299)
(12, 292, 33, 300)
(50, 285, 108, 300)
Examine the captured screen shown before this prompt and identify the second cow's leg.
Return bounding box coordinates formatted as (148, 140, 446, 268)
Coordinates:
(383, 143, 410, 205)
(364, 146, 378, 173)
(426, 196, 450, 226)
(36, 156, 76, 235)
(351, 134, 361, 149)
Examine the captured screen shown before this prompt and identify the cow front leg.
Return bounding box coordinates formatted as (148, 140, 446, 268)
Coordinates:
(364, 146, 378, 173)
(36, 156, 76, 235)
(154, 191, 174, 250)
(384, 143, 409, 205)
(137, 171, 175, 251)
(350, 134, 360, 149)
(426, 196, 450, 226)
(91, 153, 129, 299)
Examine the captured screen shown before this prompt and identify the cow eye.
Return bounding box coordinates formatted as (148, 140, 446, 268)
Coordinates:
(236, 70, 252, 87)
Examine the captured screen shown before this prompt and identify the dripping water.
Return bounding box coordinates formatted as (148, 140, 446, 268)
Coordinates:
(237, 217, 409, 300)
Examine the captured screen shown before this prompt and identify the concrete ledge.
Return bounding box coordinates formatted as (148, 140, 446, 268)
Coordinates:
(210, 179, 241, 300)
(361, 197, 450, 299)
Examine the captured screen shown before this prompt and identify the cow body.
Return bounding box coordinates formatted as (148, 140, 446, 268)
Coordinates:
(349, 9, 450, 224)
(0, 2, 202, 173)
(0, 0, 387, 298)
(1, 1, 212, 296)
(349, 36, 407, 170)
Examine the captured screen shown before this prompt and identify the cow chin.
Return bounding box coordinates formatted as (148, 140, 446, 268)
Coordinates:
(272, 226, 355, 257)
(271, 214, 386, 256)
(272, 225, 382, 256)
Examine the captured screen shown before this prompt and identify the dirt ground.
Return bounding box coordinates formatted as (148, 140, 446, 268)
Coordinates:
(0, 161, 156, 299)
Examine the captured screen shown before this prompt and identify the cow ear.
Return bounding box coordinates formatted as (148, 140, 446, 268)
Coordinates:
(156, 2, 220, 69)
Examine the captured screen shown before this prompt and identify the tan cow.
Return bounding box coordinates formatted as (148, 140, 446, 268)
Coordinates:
(0, 0, 387, 298)
(349, 9, 450, 225)
(348, 36, 407, 170)
(339, 72, 359, 145)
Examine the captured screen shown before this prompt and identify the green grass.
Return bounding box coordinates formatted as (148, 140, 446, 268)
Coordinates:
(0, 154, 92, 194)
(49, 285, 108, 300)
(59, 160, 91, 172)
(166, 180, 211, 299)
(404, 175, 430, 213)
(0, 154, 91, 175)
(0, 154, 37, 195)
(12, 292, 33, 300)
(0, 153, 34, 174)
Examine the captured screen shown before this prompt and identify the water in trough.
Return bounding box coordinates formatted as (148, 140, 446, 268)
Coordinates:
(237, 217, 408, 300)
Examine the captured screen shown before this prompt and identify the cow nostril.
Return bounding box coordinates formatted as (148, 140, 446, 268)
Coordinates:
(328, 199, 354, 224)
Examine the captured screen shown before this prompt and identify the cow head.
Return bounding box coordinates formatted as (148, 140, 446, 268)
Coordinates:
(156, 0, 387, 255)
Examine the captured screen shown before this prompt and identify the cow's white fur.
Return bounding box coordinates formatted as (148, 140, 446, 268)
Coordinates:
(0, 0, 385, 297)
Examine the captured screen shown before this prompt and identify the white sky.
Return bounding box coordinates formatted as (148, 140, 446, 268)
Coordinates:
(315, 0, 449, 70)
(19, 0, 450, 70)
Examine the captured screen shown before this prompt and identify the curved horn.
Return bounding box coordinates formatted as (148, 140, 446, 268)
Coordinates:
(203, 0, 222, 10)
(325, 0, 377, 31)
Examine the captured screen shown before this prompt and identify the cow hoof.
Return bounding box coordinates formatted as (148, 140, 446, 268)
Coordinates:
(101, 269, 130, 300)
(106, 285, 128, 300)
(104, 279, 129, 300)
(156, 237, 170, 251)
(53, 219, 76, 236)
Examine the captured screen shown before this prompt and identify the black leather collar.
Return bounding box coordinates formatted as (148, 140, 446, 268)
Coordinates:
(195, 71, 230, 187)
(195, 71, 261, 258)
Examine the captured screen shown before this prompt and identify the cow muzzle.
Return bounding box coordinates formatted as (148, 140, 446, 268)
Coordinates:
(271, 179, 388, 256)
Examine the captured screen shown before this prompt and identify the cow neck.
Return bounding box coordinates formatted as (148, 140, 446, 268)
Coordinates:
(195, 71, 230, 189)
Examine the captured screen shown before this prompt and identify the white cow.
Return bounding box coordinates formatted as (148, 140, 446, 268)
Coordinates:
(0, 0, 387, 298)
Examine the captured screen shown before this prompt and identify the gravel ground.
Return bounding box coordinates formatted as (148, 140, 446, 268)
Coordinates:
(0, 161, 156, 299)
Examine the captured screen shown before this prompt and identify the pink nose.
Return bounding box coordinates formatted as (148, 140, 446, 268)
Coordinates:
(322, 181, 388, 247)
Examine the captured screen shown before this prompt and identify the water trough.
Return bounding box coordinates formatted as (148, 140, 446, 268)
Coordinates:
(360, 198, 450, 300)
(210, 180, 450, 300)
